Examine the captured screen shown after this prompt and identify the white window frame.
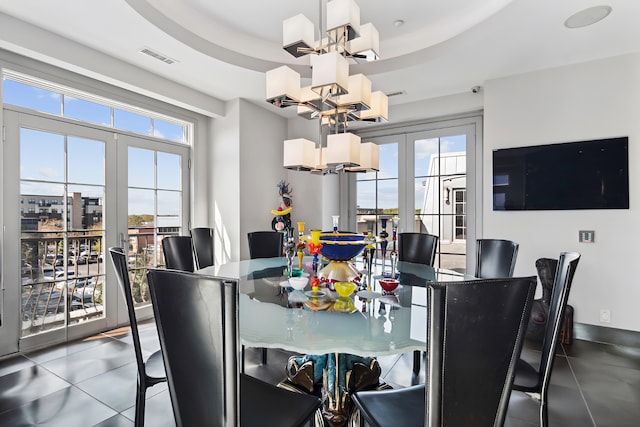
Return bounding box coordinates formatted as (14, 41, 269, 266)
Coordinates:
(347, 114, 483, 273)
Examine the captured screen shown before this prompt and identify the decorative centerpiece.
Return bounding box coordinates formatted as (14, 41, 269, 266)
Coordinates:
(317, 232, 367, 283)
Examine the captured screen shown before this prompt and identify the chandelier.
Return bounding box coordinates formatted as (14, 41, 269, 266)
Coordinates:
(266, 0, 387, 173)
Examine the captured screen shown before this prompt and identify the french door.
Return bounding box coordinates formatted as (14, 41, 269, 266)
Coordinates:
(350, 116, 481, 273)
(1, 109, 189, 355)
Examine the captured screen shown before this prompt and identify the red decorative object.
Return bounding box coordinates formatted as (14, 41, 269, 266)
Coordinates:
(379, 278, 399, 293)
(307, 242, 323, 255)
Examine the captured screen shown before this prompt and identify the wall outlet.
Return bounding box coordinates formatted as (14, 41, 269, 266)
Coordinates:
(599, 309, 611, 323)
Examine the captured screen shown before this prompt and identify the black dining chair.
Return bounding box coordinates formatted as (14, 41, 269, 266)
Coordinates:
(109, 247, 167, 427)
(352, 275, 536, 427)
(147, 269, 321, 427)
(397, 232, 439, 266)
(512, 252, 581, 427)
(247, 230, 284, 365)
(190, 227, 215, 269)
(397, 232, 439, 376)
(475, 238, 519, 279)
(161, 235, 195, 272)
(247, 231, 284, 259)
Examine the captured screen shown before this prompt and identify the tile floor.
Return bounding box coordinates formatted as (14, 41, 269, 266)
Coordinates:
(0, 320, 638, 426)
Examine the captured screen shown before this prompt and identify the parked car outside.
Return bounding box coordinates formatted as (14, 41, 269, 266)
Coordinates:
(45, 254, 73, 266)
(79, 251, 101, 264)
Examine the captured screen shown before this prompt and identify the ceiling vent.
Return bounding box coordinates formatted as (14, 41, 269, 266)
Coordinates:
(385, 90, 406, 97)
(139, 47, 177, 65)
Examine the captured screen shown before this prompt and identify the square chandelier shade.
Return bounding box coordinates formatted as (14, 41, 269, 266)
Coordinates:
(283, 14, 315, 57)
(323, 132, 361, 166)
(311, 51, 349, 96)
(327, 0, 361, 40)
(266, 66, 300, 106)
(346, 141, 379, 172)
(347, 23, 380, 61)
(283, 138, 316, 171)
(358, 91, 388, 122)
(337, 73, 371, 111)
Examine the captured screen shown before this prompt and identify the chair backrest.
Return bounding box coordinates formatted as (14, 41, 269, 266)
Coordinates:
(190, 227, 214, 269)
(109, 247, 147, 381)
(427, 276, 536, 427)
(538, 252, 580, 395)
(147, 269, 239, 427)
(475, 238, 519, 278)
(247, 231, 284, 259)
(397, 232, 439, 266)
(162, 236, 195, 272)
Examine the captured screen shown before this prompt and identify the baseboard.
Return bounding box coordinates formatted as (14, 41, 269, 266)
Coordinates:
(574, 323, 640, 348)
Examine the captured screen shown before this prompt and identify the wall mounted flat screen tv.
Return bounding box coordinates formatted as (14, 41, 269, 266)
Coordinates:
(493, 137, 629, 210)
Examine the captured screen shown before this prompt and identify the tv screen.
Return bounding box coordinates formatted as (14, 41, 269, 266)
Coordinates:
(493, 137, 629, 211)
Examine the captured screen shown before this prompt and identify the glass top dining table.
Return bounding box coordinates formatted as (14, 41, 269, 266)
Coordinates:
(197, 257, 472, 358)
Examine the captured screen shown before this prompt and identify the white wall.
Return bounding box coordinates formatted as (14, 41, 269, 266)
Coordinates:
(211, 100, 241, 264)
(388, 91, 484, 124)
(238, 100, 289, 260)
(484, 52, 640, 332)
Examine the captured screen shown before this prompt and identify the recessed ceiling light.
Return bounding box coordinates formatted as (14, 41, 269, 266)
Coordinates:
(393, 19, 405, 28)
(564, 5, 612, 29)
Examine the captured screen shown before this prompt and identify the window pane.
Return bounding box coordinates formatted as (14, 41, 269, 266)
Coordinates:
(21, 182, 65, 232)
(154, 119, 184, 142)
(157, 216, 181, 227)
(377, 179, 398, 211)
(3, 79, 61, 115)
(64, 96, 111, 126)
(128, 147, 155, 188)
(20, 129, 64, 182)
(67, 185, 104, 231)
(415, 137, 439, 176)
(157, 190, 180, 217)
(115, 109, 152, 135)
(68, 137, 105, 185)
(378, 144, 398, 178)
(356, 180, 376, 211)
(415, 178, 427, 212)
(157, 152, 181, 190)
(441, 134, 467, 154)
(416, 213, 438, 236)
(356, 180, 375, 234)
(128, 188, 155, 217)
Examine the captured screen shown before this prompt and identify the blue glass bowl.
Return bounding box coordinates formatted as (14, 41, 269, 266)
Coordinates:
(319, 233, 367, 261)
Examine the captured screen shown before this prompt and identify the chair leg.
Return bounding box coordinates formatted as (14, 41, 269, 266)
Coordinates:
(261, 347, 268, 365)
(241, 345, 245, 373)
(540, 400, 549, 427)
(135, 380, 146, 427)
(413, 350, 421, 376)
(349, 407, 365, 427)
